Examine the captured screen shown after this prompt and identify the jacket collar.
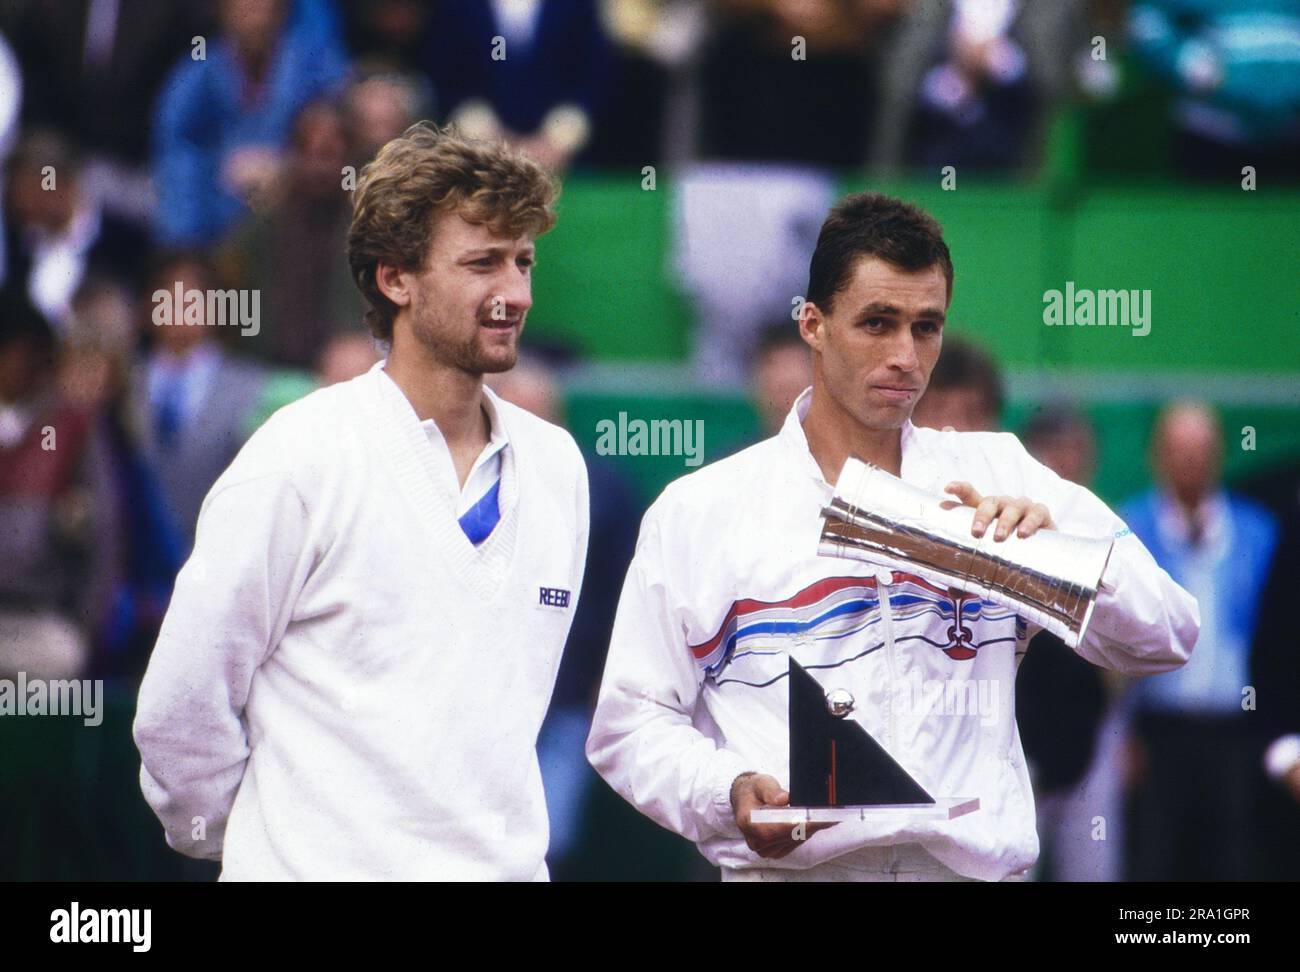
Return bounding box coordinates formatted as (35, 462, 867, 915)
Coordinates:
(778, 386, 926, 489)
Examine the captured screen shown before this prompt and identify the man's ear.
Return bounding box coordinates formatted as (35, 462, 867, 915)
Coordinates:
(799, 300, 825, 351)
(375, 262, 411, 309)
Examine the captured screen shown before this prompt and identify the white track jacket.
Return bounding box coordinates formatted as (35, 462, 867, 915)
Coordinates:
(586, 390, 1199, 880)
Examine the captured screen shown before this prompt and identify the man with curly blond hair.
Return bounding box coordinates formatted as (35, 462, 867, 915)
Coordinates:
(135, 123, 590, 880)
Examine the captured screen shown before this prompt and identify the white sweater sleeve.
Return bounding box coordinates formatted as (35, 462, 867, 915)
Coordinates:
(133, 468, 314, 859)
(1003, 432, 1200, 675)
(586, 512, 754, 843)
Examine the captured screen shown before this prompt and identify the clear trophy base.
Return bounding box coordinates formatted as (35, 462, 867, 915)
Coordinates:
(751, 797, 980, 825)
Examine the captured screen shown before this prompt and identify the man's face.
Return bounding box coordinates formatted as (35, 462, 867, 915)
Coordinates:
(1154, 409, 1222, 504)
(292, 106, 349, 200)
(803, 256, 947, 431)
(754, 343, 813, 435)
(1029, 427, 1097, 486)
(221, 0, 285, 57)
(7, 164, 75, 231)
(147, 261, 211, 356)
(392, 214, 535, 375)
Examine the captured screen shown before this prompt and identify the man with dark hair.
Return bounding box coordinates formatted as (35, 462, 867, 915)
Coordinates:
(752, 322, 814, 438)
(2, 129, 149, 329)
(127, 251, 269, 548)
(134, 124, 589, 880)
(587, 191, 1199, 881)
(911, 335, 1004, 433)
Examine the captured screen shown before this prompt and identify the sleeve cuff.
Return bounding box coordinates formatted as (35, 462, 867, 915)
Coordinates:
(704, 748, 755, 839)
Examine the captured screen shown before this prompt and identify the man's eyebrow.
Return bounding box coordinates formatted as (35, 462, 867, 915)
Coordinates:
(855, 302, 946, 321)
(459, 245, 535, 260)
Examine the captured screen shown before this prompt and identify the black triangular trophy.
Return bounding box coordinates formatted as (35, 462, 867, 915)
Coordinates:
(788, 657, 934, 807)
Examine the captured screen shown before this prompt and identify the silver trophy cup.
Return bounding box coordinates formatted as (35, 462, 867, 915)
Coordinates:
(818, 457, 1114, 648)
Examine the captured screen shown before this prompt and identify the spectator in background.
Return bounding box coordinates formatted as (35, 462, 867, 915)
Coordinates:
(713, 321, 813, 459)
(698, 0, 904, 167)
(675, 1, 905, 384)
(151, 0, 350, 247)
(487, 353, 642, 880)
(127, 251, 270, 549)
(872, 0, 1079, 173)
(240, 332, 383, 434)
(219, 100, 365, 369)
(1128, 0, 1300, 182)
(424, 0, 612, 173)
(343, 70, 429, 166)
(1120, 401, 1277, 880)
(1021, 404, 1096, 485)
(2, 131, 149, 331)
(1016, 406, 1115, 882)
(752, 322, 812, 438)
(317, 332, 383, 386)
(341, 0, 431, 73)
(1, 0, 210, 221)
(0, 294, 115, 680)
(59, 278, 136, 414)
(585, 0, 702, 166)
(909, 333, 1004, 431)
(58, 277, 184, 680)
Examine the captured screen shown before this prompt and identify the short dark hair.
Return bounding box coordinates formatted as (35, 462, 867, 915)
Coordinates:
(6, 129, 83, 181)
(752, 320, 807, 365)
(145, 248, 219, 297)
(806, 192, 953, 314)
(1023, 405, 1092, 449)
(928, 335, 1004, 419)
(0, 289, 56, 356)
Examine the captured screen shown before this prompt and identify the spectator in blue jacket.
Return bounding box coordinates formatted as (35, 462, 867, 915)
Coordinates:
(1120, 401, 1279, 880)
(151, 0, 350, 247)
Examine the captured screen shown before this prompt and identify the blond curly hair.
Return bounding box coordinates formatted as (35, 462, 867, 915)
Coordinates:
(346, 122, 559, 340)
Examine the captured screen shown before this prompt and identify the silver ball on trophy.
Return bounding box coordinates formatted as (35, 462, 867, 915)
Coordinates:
(824, 688, 855, 718)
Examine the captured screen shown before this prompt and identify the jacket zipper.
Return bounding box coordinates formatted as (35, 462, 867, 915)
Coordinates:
(874, 567, 899, 739)
(874, 568, 901, 874)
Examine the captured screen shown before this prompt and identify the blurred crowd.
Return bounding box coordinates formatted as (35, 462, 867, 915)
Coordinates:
(0, 0, 1298, 881)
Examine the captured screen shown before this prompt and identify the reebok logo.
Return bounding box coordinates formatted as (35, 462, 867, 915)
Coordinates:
(538, 587, 571, 608)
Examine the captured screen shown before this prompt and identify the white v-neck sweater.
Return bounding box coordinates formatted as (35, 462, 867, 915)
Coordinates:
(134, 364, 589, 880)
